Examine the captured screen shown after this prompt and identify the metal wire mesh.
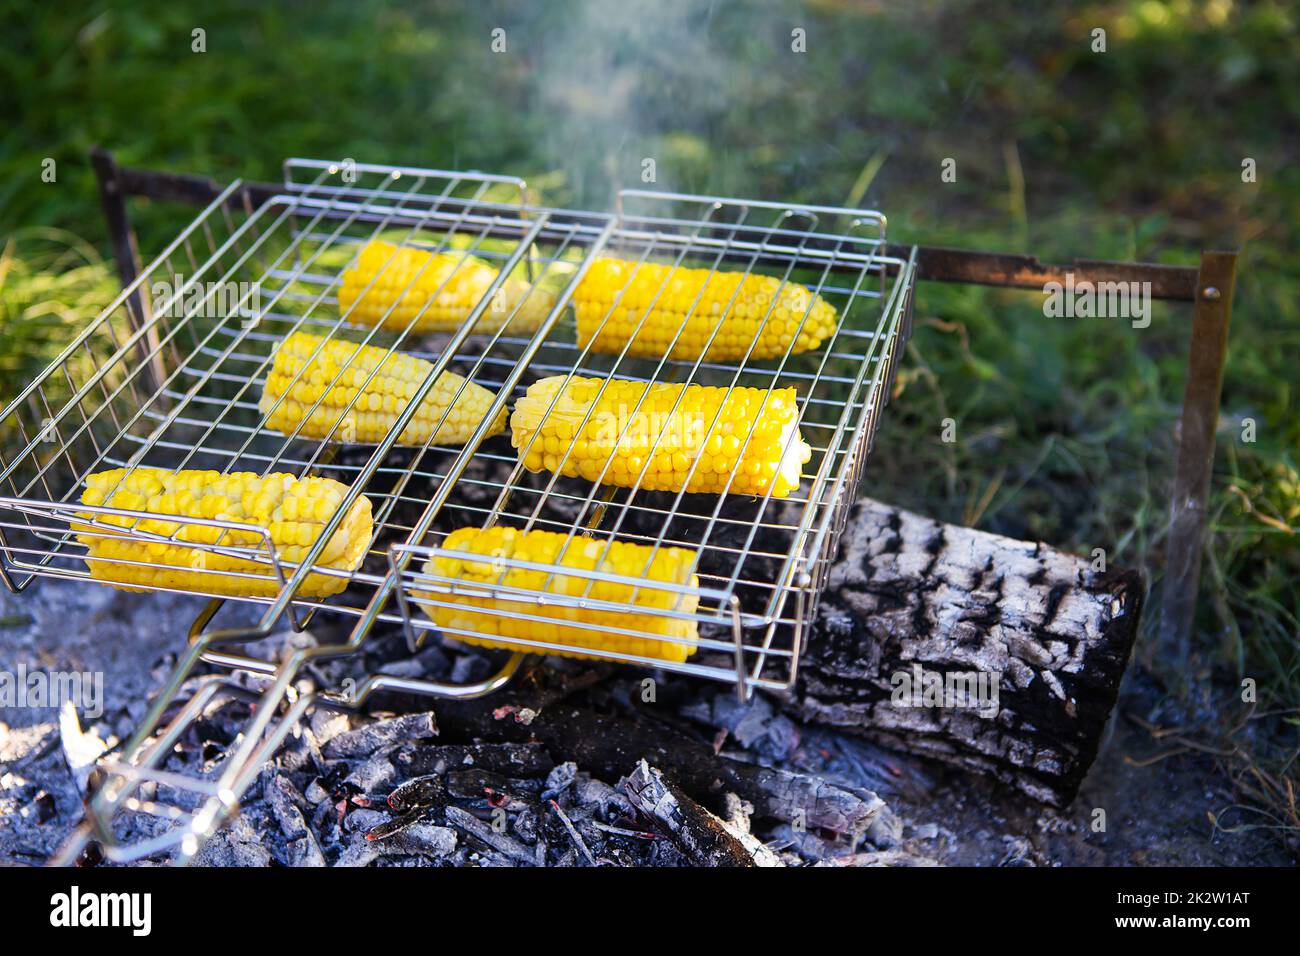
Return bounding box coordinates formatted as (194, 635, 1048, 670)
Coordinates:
(391, 193, 914, 693)
(0, 158, 913, 697)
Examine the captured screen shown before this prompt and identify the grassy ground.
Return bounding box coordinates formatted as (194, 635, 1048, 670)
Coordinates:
(2, 0, 1296, 834)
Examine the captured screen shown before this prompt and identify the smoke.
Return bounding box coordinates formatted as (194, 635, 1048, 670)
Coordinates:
(506, 0, 739, 206)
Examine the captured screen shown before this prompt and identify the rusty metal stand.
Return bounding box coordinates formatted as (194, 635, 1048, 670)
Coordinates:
(1159, 252, 1237, 670)
(86, 147, 1238, 676)
(88, 148, 166, 396)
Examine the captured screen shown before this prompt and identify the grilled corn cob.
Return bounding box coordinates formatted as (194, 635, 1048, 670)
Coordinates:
(75, 468, 373, 598)
(511, 375, 811, 497)
(259, 331, 506, 445)
(574, 257, 838, 361)
(338, 240, 555, 335)
(414, 526, 699, 662)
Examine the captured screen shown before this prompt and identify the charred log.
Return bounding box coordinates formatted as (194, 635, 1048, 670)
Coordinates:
(787, 498, 1142, 807)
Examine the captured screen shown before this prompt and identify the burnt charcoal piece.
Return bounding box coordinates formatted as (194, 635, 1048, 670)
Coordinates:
(622, 761, 762, 867)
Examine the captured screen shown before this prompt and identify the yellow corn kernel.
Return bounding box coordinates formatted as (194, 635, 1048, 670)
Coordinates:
(258, 331, 506, 446)
(75, 468, 373, 598)
(510, 376, 811, 497)
(574, 257, 838, 362)
(337, 240, 555, 335)
(413, 526, 699, 663)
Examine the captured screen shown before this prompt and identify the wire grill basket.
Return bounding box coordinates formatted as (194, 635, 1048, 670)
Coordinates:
(0, 158, 914, 698)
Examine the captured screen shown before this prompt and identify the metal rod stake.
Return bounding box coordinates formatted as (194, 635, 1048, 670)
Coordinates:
(1158, 250, 1237, 677)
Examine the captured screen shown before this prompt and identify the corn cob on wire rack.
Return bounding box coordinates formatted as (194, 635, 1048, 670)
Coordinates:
(0, 158, 914, 862)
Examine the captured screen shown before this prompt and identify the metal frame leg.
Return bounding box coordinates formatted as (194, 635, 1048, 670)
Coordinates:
(1158, 250, 1237, 673)
(89, 145, 165, 395)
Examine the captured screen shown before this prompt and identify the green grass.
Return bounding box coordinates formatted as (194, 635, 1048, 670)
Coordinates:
(1, 0, 1296, 722)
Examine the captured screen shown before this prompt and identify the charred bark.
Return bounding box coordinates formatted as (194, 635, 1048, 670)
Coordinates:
(787, 498, 1143, 807)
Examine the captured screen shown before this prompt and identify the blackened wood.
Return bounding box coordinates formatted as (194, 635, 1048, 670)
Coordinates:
(321, 712, 438, 759)
(431, 671, 891, 841)
(391, 742, 555, 780)
(622, 761, 760, 867)
(788, 498, 1143, 807)
(443, 806, 535, 865)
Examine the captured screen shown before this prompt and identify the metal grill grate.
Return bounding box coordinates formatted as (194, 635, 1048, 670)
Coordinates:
(0, 158, 914, 699)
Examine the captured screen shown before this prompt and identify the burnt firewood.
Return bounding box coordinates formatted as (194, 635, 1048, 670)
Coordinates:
(386, 774, 448, 814)
(443, 806, 535, 865)
(788, 498, 1142, 807)
(544, 799, 597, 865)
(322, 713, 439, 759)
(445, 770, 539, 813)
(265, 773, 326, 867)
(365, 810, 427, 842)
(432, 671, 892, 843)
(391, 742, 554, 779)
(622, 761, 778, 867)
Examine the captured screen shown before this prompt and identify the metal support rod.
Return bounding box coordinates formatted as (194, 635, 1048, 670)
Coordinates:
(1159, 250, 1238, 673)
(89, 146, 166, 396)
(892, 244, 1201, 300)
